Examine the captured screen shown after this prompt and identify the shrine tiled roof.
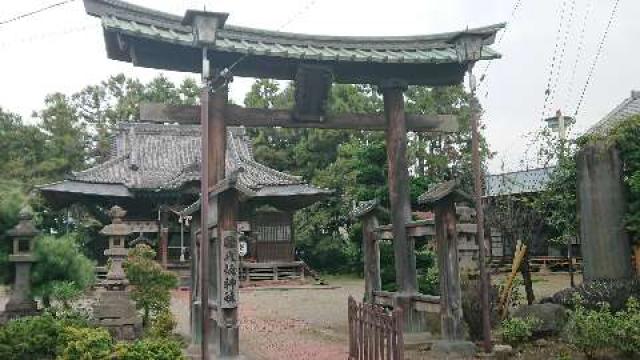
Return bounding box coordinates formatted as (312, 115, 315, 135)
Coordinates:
(43, 123, 330, 198)
(585, 90, 640, 136)
(484, 167, 555, 197)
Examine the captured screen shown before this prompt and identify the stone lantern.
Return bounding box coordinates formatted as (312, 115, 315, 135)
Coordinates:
(1, 206, 40, 322)
(93, 205, 142, 340)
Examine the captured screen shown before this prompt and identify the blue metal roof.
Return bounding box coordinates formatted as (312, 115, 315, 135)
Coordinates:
(485, 167, 555, 197)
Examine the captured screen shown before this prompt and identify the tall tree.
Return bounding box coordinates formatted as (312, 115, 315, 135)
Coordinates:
(35, 93, 88, 180)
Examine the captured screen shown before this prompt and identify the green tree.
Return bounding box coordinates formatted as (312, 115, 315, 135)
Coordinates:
(124, 244, 178, 326)
(32, 233, 96, 307)
(34, 93, 88, 180)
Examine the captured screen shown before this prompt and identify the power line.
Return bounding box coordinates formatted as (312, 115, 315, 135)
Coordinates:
(563, 0, 593, 111)
(210, 0, 318, 92)
(548, 0, 576, 110)
(573, 0, 622, 117)
(0, 24, 91, 49)
(540, 0, 570, 120)
(0, 0, 77, 26)
(478, 0, 526, 89)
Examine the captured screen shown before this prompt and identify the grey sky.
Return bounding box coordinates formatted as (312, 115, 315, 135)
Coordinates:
(1, 0, 638, 173)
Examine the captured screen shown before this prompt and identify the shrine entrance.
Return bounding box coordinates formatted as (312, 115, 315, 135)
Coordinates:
(83, 0, 503, 357)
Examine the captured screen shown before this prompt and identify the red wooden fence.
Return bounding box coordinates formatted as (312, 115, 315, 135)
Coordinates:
(348, 296, 404, 360)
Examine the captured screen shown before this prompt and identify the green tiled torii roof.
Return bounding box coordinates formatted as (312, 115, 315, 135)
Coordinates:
(84, 0, 504, 85)
(100, 15, 501, 64)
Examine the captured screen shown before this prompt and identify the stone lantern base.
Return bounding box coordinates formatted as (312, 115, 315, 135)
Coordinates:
(1, 299, 39, 324)
(93, 289, 142, 340)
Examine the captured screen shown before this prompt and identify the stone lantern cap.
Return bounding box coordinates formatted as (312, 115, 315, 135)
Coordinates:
(7, 206, 39, 238)
(100, 206, 131, 237)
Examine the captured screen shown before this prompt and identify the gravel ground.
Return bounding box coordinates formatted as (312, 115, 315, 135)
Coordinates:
(0, 274, 581, 359)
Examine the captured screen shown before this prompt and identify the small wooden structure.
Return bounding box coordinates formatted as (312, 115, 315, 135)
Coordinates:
(418, 181, 476, 355)
(348, 296, 404, 360)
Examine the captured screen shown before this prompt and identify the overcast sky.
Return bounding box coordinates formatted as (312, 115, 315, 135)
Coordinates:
(1, 0, 639, 173)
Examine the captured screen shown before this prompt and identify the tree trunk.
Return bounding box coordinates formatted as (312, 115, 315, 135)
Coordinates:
(520, 254, 535, 305)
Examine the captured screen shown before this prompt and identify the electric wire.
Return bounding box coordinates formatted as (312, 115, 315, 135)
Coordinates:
(573, 0, 622, 117)
(540, 0, 569, 121)
(563, 0, 593, 112)
(0, 0, 77, 26)
(209, 0, 318, 92)
(478, 0, 525, 89)
(548, 0, 576, 111)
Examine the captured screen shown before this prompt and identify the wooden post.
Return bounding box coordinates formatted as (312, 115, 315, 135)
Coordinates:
(218, 190, 240, 357)
(381, 80, 417, 294)
(419, 181, 476, 355)
(434, 199, 464, 340)
(159, 210, 169, 269)
(199, 61, 211, 359)
(362, 213, 381, 304)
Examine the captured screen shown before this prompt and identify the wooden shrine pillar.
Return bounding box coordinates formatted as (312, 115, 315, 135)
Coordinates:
(351, 200, 383, 304)
(362, 213, 381, 304)
(419, 181, 476, 356)
(381, 80, 418, 294)
(209, 84, 230, 357)
(381, 80, 420, 334)
(189, 216, 202, 350)
(434, 200, 464, 340)
(159, 210, 169, 269)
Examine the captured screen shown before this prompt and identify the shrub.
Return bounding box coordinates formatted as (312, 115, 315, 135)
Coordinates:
(612, 297, 640, 355)
(565, 300, 616, 358)
(500, 317, 539, 347)
(57, 326, 113, 360)
(145, 309, 177, 339)
(543, 279, 640, 312)
(113, 338, 185, 360)
(0, 314, 63, 359)
(32, 233, 95, 307)
(124, 244, 178, 326)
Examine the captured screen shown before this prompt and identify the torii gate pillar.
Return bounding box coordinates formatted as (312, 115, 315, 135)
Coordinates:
(381, 80, 420, 332)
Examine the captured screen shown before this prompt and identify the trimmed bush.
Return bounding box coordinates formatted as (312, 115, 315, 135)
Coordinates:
(57, 326, 113, 360)
(543, 279, 640, 312)
(145, 309, 177, 339)
(565, 301, 616, 358)
(500, 317, 540, 347)
(113, 338, 185, 360)
(612, 297, 640, 355)
(124, 244, 178, 327)
(0, 314, 63, 359)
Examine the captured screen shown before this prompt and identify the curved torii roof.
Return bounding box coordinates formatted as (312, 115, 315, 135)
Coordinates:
(84, 0, 503, 85)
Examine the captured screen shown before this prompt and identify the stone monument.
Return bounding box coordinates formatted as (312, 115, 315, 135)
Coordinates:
(1, 206, 40, 323)
(93, 205, 142, 340)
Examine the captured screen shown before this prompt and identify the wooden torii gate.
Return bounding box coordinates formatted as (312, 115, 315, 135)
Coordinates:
(83, 1, 503, 357)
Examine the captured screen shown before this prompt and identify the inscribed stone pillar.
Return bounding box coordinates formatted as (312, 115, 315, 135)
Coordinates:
(578, 141, 632, 281)
(1, 207, 39, 323)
